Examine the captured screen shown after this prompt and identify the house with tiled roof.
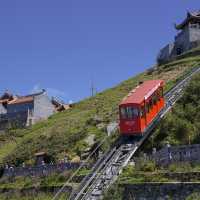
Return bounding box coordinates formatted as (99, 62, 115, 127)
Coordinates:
(157, 10, 200, 64)
(0, 89, 69, 129)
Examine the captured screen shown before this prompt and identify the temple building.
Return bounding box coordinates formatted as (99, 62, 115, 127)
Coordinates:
(157, 10, 200, 64)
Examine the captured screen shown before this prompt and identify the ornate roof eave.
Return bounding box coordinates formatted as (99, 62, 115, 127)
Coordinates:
(175, 11, 200, 30)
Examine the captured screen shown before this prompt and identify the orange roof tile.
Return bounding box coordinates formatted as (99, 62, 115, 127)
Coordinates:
(0, 99, 9, 104)
(8, 96, 34, 105)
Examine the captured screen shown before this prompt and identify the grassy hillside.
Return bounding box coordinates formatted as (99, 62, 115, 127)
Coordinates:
(1, 48, 200, 166)
(103, 61, 200, 200)
(144, 68, 200, 150)
(0, 193, 67, 200)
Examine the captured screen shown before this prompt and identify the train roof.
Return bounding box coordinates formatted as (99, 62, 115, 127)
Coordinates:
(120, 80, 164, 105)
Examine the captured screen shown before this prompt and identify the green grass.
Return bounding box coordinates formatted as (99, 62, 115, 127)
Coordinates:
(0, 193, 68, 200)
(119, 164, 200, 184)
(0, 172, 75, 200)
(1, 49, 200, 167)
(103, 161, 200, 199)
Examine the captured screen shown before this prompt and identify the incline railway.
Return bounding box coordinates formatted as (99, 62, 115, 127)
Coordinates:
(53, 66, 200, 200)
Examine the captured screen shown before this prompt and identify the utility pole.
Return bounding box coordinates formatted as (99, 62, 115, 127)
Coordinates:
(90, 78, 97, 97)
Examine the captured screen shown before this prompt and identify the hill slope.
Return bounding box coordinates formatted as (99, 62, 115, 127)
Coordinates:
(1, 47, 200, 166)
(103, 62, 200, 200)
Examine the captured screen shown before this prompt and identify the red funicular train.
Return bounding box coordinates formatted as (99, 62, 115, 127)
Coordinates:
(119, 80, 165, 136)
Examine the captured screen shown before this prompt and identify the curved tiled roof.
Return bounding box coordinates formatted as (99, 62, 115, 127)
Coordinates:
(0, 99, 9, 104)
(8, 96, 34, 105)
(175, 11, 200, 30)
(8, 90, 46, 105)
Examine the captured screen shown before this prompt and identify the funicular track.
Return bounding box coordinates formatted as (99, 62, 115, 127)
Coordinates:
(54, 66, 200, 200)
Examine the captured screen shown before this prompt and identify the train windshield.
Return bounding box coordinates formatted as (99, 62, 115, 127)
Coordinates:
(120, 107, 139, 119)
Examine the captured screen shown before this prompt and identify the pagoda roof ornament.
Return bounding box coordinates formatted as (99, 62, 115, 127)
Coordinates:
(175, 10, 200, 30)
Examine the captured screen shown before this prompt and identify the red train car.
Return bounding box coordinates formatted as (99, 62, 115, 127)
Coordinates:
(119, 80, 165, 136)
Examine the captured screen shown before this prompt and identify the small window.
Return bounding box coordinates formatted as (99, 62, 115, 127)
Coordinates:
(176, 47, 183, 55)
(120, 108, 126, 119)
(120, 107, 139, 119)
(129, 107, 138, 119)
(140, 106, 145, 118)
(191, 24, 198, 28)
(157, 91, 161, 101)
(127, 107, 133, 119)
(158, 88, 163, 98)
(145, 103, 150, 113)
(149, 99, 153, 109)
(153, 95, 157, 105)
(132, 107, 139, 117)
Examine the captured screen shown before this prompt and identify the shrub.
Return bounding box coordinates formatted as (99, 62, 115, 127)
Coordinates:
(186, 192, 200, 200)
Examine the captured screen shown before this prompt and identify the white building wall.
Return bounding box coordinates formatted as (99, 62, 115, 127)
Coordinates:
(0, 103, 7, 115)
(33, 93, 55, 123)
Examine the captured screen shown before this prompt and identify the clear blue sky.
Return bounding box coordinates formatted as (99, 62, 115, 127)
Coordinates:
(0, 1, 199, 102)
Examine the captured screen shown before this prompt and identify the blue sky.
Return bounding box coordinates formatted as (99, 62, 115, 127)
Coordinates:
(0, 1, 199, 102)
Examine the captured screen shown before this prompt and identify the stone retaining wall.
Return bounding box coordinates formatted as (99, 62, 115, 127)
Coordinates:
(3, 162, 80, 178)
(0, 185, 72, 199)
(123, 182, 200, 200)
(153, 144, 200, 166)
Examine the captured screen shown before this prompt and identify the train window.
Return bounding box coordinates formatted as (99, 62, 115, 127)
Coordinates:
(157, 91, 161, 101)
(158, 88, 163, 98)
(153, 95, 157, 105)
(129, 107, 139, 119)
(133, 107, 139, 117)
(149, 99, 153, 109)
(120, 108, 126, 119)
(140, 106, 145, 118)
(145, 103, 150, 113)
(120, 107, 139, 119)
(127, 107, 133, 119)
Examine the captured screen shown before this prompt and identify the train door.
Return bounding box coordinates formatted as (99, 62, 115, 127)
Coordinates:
(139, 103, 146, 132)
(157, 87, 164, 111)
(145, 100, 151, 125)
(146, 96, 156, 124)
(152, 92, 159, 118)
(149, 97, 154, 121)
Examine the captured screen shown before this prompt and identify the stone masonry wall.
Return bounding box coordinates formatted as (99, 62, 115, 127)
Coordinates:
(157, 43, 174, 63)
(123, 183, 200, 200)
(153, 144, 200, 166)
(174, 27, 190, 52)
(3, 162, 80, 178)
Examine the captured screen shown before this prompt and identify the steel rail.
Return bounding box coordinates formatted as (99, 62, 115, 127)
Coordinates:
(52, 135, 112, 200)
